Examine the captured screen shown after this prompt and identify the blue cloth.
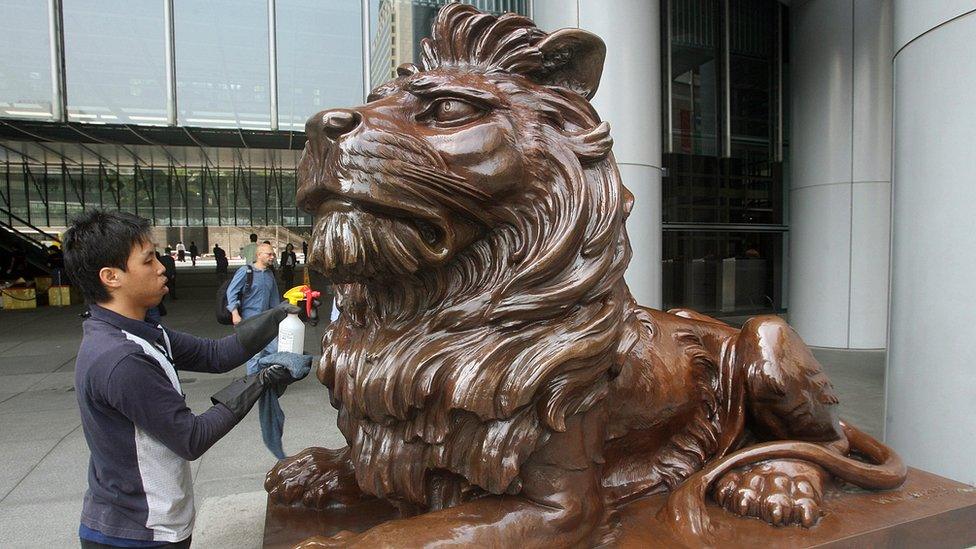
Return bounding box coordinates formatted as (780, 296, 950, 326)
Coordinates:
(251, 351, 313, 459)
(79, 524, 167, 547)
(225, 265, 279, 319)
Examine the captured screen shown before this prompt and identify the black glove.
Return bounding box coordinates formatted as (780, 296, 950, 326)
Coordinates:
(257, 352, 313, 397)
(210, 365, 296, 420)
(234, 302, 301, 355)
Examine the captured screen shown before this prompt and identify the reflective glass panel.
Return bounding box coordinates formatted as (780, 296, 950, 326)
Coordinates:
(662, 230, 784, 314)
(63, 0, 168, 124)
(663, 153, 783, 225)
(0, 0, 54, 120)
(670, 0, 719, 156)
(175, 0, 271, 129)
(729, 0, 776, 160)
(277, 0, 364, 131)
(368, 0, 529, 89)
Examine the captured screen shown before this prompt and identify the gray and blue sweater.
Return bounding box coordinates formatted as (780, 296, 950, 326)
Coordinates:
(75, 304, 252, 543)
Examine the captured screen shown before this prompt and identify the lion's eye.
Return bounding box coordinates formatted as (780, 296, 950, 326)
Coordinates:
(424, 98, 484, 126)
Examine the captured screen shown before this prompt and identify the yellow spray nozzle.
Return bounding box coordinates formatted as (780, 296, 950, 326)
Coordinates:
(283, 285, 308, 306)
(283, 285, 322, 318)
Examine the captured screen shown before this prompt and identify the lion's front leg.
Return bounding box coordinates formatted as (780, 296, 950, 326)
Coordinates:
(265, 446, 371, 509)
(719, 315, 849, 527)
(294, 406, 611, 548)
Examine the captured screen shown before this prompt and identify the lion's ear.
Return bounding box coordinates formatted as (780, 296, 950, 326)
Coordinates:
(533, 29, 606, 100)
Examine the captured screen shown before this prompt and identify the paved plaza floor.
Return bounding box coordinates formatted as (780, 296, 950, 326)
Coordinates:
(0, 268, 886, 548)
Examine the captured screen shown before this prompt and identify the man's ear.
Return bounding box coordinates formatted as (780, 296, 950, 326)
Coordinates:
(532, 28, 606, 100)
(99, 267, 123, 292)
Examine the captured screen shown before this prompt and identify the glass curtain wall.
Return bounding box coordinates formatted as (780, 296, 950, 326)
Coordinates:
(63, 0, 168, 124)
(175, 0, 272, 129)
(277, 0, 365, 130)
(0, 1, 54, 120)
(0, 143, 309, 230)
(662, 0, 787, 315)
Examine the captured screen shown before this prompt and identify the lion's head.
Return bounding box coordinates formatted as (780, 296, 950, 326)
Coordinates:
(297, 4, 637, 508)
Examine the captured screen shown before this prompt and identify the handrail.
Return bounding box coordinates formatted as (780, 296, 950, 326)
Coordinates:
(0, 207, 61, 243)
(0, 219, 50, 250)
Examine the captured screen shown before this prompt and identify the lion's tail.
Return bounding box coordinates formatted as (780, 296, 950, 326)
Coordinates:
(655, 421, 907, 547)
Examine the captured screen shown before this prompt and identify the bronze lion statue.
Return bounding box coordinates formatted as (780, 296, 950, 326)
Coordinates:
(265, 4, 906, 547)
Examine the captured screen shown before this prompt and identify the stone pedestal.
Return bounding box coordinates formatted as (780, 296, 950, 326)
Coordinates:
(264, 468, 976, 548)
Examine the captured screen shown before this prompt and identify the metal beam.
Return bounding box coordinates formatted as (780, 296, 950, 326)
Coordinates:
(664, 0, 673, 154)
(68, 125, 149, 167)
(775, 2, 784, 163)
(0, 142, 46, 166)
(722, 0, 731, 158)
(361, 0, 371, 100)
(268, 0, 279, 130)
(48, 0, 67, 122)
(164, 0, 178, 125)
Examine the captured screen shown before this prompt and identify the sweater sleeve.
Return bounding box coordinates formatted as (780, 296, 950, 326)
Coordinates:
(102, 354, 239, 461)
(164, 327, 253, 374)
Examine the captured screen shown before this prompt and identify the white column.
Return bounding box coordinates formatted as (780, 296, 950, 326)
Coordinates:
(885, 2, 976, 485)
(788, 0, 892, 349)
(534, 0, 663, 308)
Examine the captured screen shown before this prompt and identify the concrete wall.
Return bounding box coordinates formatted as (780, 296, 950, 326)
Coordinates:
(885, 2, 976, 485)
(789, 0, 892, 349)
(533, 0, 663, 308)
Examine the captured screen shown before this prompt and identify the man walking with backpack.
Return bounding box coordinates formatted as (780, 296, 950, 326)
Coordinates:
(225, 242, 285, 457)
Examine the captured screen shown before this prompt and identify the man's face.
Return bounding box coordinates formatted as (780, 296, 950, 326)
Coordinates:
(115, 240, 168, 309)
(256, 244, 275, 268)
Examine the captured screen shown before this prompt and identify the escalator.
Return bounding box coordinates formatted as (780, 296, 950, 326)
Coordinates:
(0, 207, 59, 279)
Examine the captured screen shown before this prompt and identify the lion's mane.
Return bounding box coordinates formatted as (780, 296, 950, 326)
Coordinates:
(314, 4, 635, 508)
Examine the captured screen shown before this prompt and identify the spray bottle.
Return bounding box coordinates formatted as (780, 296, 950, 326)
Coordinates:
(278, 285, 321, 354)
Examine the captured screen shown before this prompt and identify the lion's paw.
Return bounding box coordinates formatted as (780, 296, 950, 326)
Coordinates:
(265, 447, 364, 509)
(713, 461, 824, 527)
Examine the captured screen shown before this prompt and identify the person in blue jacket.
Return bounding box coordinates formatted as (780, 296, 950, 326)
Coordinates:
(63, 210, 308, 548)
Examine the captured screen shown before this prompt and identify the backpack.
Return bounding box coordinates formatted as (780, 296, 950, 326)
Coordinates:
(216, 265, 253, 325)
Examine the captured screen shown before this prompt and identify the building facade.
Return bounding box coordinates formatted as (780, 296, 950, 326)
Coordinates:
(1, 0, 974, 484)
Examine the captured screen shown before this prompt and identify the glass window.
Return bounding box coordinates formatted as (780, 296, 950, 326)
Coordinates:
(277, 0, 364, 131)
(663, 230, 784, 314)
(0, 0, 54, 120)
(729, 0, 775, 160)
(663, 153, 783, 225)
(63, 0, 168, 124)
(175, 0, 271, 129)
(368, 0, 529, 89)
(670, 0, 720, 157)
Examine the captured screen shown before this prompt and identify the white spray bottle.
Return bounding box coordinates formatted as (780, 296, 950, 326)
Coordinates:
(278, 285, 320, 354)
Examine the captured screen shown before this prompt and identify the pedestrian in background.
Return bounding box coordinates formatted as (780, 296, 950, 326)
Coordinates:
(188, 241, 198, 266)
(280, 243, 297, 289)
(241, 233, 258, 264)
(213, 243, 229, 282)
(159, 248, 177, 300)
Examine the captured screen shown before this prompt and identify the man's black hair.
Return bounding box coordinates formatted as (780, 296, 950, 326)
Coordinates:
(62, 210, 152, 304)
(249, 233, 258, 242)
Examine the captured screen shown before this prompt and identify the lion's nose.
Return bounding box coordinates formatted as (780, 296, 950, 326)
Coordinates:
(310, 109, 362, 141)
